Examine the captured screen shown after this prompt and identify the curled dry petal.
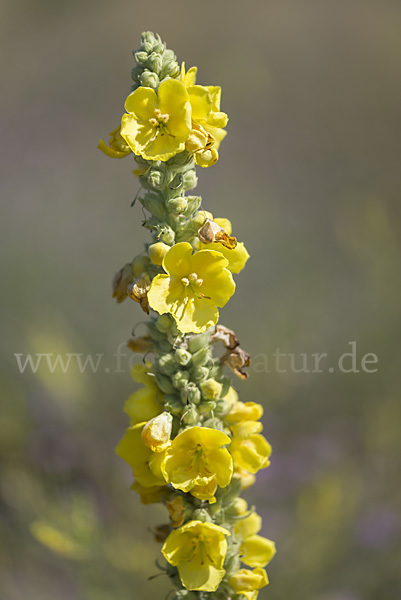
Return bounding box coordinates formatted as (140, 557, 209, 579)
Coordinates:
(221, 346, 251, 379)
(210, 324, 240, 350)
(127, 273, 151, 314)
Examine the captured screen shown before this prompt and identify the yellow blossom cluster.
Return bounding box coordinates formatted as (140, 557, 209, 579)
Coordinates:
(100, 31, 275, 600)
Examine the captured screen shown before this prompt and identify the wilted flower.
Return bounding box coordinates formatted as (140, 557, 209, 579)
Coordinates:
(221, 346, 251, 379)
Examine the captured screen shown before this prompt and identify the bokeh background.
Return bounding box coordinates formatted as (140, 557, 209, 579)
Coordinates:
(1, 1, 401, 599)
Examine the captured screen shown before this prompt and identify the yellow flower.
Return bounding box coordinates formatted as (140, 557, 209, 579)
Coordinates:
(226, 401, 263, 424)
(198, 217, 250, 274)
(230, 421, 272, 474)
(161, 520, 230, 591)
(141, 412, 173, 452)
(120, 79, 191, 162)
(241, 535, 276, 569)
(229, 568, 269, 600)
(180, 63, 228, 167)
(147, 242, 235, 334)
(115, 422, 166, 487)
(98, 126, 132, 158)
(123, 364, 163, 424)
(161, 426, 233, 502)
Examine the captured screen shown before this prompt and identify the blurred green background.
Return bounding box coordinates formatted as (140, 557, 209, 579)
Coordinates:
(1, 1, 401, 599)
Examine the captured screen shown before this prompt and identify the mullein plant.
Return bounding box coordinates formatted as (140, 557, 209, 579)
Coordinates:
(99, 31, 276, 600)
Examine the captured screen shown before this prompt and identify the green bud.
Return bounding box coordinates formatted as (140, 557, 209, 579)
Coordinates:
(182, 169, 198, 192)
(182, 404, 199, 425)
(188, 332, 210, 354)
(140, 31, 161, 53)
(190, 366, 209, 383)
(155, 314, 174, 333)
(200, 378, 223, 400)
(192, 508, 212, 523)
(134, 50, 148, 66)
(132, 254, 151, 278)
(163, 395, 184, 416)
(147, 322, 167, 342)
(183, 195, 202, 216)
(171, 370, 190, 389)
(181, 383, 201, 405)
(152, 42, 165, 54)
(157, 354, 178, 375)
(203, 417, 224, 431)
(174, 348, 192, 366)
(147, 169, 166, 190)
(198, 400, 216, 414)
(131, 66, 144, 83)
(155, 373, 176, 394)
(217, 477, 242, 509)
(190, 346, 211, 367)
(140, 70, 159, 89)
(147, 52, 163, 74)
(158, 224, 175, 245)
(166, 196, 188, 214)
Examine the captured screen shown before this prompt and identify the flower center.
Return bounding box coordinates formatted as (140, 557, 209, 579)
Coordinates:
(148, 108, 170, 128)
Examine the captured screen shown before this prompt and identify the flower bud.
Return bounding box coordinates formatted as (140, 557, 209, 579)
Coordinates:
(190, 346, 211, 367)
(163, 395, 184, 416)
(155, 314, 174, 333)
(182, 170, 198, 191)
(157, 353, 178, 375)
(181, 404, 199, 425)
(181, 383, 201, 405)
(200, 378, 223, 400)
(134, 50, 148, 66)
(174, 348, 192, 366)
(197, 400, 216, 414)
(188, 332, 210, 354)
(132, 255, 151, 278)
(147, 52, 163, 74)
(190, 366, 209, 383)
(171, 370, 190, 389)
(141, 412, 172, 452)
(155, 373, 176, 394)
(192, 508, 212, 523)
(191, 211, 208, 230)
(131, 66, 144, 84)
(183, 195, 202, 215)
(166, 196, 188, 214)
(148, 242, 170, 265)
(147, 167, 166, 189)
(140, 70, 159, 89)
(158, 225, 175, 245)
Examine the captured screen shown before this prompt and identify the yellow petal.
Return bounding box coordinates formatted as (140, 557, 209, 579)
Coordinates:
(123, 386, 163, 424)
(158, 79, 191, 140)
(226, 402, 264, 424)
(188, 85, 213, 122)
(174, 295, 219, 334)
(241, 536, 276, 569)
(147, 274, 184, 316)
(115, 425, 165, 487)
(234, 511, 262, 538)
(163, 242, 194, 278)
(143, 131, 186, 162)
(97, 139, 131, 158)
(124, 86, 157, 120)
(120, 113, 154, 155)
(191, 250, 235, 307)
(198, 241, 250, 274)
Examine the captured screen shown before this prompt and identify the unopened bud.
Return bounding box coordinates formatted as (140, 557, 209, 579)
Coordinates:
(134, 50, 148, 66)
(190, 346, 211, 367)
(181, 404, 199, 425)
(140, 70, 159, 89)
(171, 370, 190, 389)
(157, 354, 178, 375)
(200, 378, 223, 400)
(191, 366, 209, 383)
(192, 508, 212, 523)
(166, 196, 188, 214)
(132, 255, 151, 278)
(197, 400, 216, 414)
(148, 242, 170, 265)
(142, 192, 165, 221)
(181, 383, 201, 405)
(156, 314, 174, 333)
(174, 348, 192, 366)
(163, 395, 184, 416)
(155, 373, 175, 394)
(147, 52, 163, 74)
(182, 170, 198, 191)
